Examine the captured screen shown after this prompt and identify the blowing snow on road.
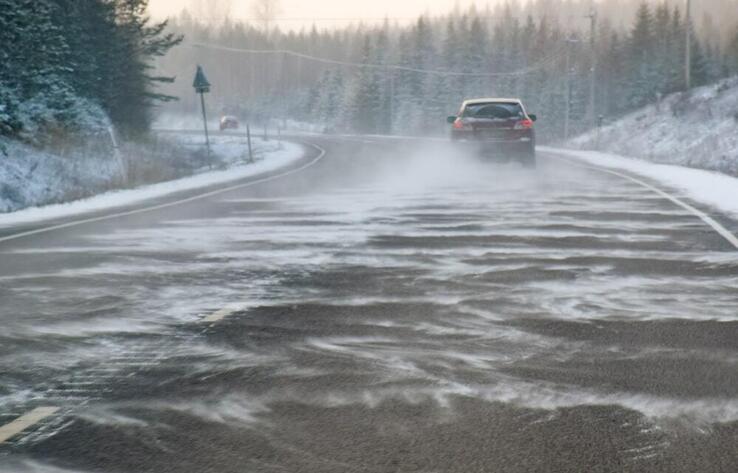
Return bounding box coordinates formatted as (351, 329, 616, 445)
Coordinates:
(4, 0, 738, 471)
(1, 136, 737, 472)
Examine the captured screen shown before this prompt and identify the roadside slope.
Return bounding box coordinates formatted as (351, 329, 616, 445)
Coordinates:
(0, 136, 304, 228)
(569, 76, 738, 176)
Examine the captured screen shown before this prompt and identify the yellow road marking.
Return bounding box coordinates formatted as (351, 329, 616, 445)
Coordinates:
(202, 304, 246, 323)
(0, 407, 59, 443)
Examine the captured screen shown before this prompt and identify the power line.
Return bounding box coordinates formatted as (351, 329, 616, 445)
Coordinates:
(179, 15, 510, 23)
(586, 7, 597, 128)
(191, 42, 566, 78)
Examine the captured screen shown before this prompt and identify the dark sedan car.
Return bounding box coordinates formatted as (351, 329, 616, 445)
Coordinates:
(447, 98, 537, 167)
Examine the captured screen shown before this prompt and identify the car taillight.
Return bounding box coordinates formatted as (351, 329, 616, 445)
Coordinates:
(453, 118, 465, 130)
(515, 118, 534, 130)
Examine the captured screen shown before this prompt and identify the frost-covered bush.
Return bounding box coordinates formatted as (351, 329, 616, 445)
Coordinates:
(5, 82, 110, 144)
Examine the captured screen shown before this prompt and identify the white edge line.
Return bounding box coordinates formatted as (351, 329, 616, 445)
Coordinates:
(0, 143, 326, 244)
(544, 150, 738, 250)
(0, 406, 60, 444)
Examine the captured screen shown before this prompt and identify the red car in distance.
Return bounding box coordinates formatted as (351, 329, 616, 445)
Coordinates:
(219, 115, 240, 131)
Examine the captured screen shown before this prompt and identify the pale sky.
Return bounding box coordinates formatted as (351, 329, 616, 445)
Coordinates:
(148, 0, 499, 28)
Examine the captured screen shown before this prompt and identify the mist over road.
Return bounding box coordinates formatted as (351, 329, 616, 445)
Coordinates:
(1, 136, 737, 472)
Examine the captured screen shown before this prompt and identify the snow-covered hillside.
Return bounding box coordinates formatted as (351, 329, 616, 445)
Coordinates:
(0, 133, 299, 214)
(0, 137, 123, 213)
(569, 77, 738, 176)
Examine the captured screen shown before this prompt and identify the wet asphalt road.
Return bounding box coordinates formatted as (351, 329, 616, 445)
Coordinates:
(0, 135, 737, 472)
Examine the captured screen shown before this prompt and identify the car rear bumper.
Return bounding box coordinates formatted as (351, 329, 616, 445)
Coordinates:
(452, 138, 534, 155)
(452, 130, 534, 149)
(478, 140, 534, 154)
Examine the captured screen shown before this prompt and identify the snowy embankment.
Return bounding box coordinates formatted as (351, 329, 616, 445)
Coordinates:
(541, 146, 738, 221)
(560, 77, 738, 221)
(0, 137, 123, 214)
(0, 134, 303, 227)
(569, 76, 738, 176)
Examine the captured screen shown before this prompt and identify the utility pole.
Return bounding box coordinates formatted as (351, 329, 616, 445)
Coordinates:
(386, 66, 395, 135)
(564, 36, 579, 141)
(685, 0, 692, 90)
(586, 8, 597, 129)
(565, 42, 571, 141)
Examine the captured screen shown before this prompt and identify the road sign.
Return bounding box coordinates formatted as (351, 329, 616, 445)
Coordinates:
(193, 65, 212, 164)
(193, 65, 211, 93)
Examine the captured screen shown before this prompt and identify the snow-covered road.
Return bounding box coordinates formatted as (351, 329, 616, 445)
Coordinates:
(1, 136, 737, 473)
(543, 146, 738, 221)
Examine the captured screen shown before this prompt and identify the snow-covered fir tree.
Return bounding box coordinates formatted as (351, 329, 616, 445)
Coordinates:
(151, 1, 734, 140)
(0, 0, 181, 141)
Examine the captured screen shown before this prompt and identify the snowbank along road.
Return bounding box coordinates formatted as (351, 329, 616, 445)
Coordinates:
(0, 135, 737, 473)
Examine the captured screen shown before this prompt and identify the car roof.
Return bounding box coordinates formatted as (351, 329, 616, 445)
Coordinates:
(462, 98, 522, 106)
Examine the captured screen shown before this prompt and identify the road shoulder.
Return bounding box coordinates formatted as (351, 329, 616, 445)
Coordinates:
(0, 140, 322, 242)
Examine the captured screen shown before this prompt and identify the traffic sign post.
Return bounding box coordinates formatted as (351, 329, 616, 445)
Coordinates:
(193, 65, 212, 165)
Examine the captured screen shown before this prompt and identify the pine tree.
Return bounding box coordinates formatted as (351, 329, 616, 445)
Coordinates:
(412, 17, 435, 99)
(440, 18, 461, 109)
(0, 0, 76, 137)
(346, 36, 382, 133)
(464, 16, 488, 97)
(628, 3, 659, 108)
(519, 15, 537, 101)
(690, 39, 712, 87)
(375, 22, 394, 134)
(106, 0, 182, 135)
(394, 31, 420, 134)
(653, 2, 673, 94)
(0, 0, 182, 139)
(727, 27, 738, 74)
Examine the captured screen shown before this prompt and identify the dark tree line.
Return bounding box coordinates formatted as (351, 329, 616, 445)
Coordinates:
(159, 1, 738, 141)
(308, 3, 735, 139)
(0, 0, 181, 141)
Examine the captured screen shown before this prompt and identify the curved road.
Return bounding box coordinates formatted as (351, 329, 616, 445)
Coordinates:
(1, 135, 737, 472)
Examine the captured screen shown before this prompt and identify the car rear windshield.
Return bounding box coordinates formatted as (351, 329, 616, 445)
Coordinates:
(463, 102, 523, 119)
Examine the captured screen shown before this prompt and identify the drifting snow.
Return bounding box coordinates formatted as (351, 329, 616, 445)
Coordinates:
(0, 137, 303, 228)
(569, 77, 738, 176)
(541, 146, 738, 220)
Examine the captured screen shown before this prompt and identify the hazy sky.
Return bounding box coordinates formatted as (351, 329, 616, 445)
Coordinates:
(148, 0, 498, 27)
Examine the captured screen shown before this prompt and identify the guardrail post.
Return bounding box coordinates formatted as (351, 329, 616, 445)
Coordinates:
(247, 124, 254, 163)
